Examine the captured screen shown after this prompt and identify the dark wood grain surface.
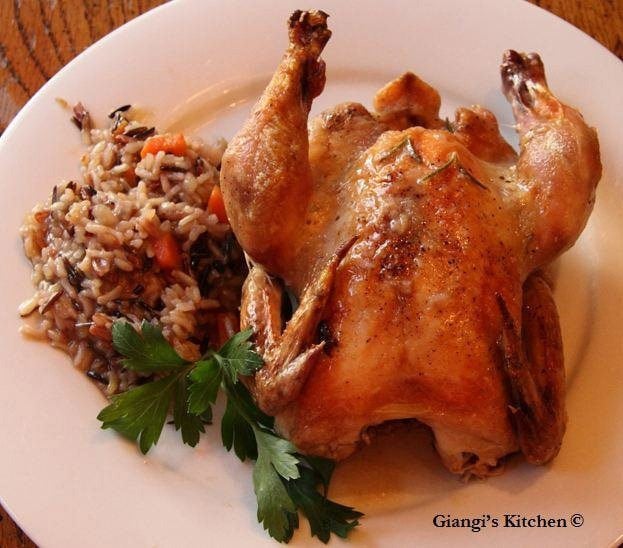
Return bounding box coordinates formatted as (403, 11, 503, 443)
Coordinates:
(0, 0, 621, 546)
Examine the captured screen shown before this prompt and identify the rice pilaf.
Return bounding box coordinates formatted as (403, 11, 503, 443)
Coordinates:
(19, 104, 247, 394)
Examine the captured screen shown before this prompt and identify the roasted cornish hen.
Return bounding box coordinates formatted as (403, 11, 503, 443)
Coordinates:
(220, 11, 601, 476)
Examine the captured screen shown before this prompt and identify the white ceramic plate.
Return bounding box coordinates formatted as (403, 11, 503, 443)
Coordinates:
(1, 1, 622, 546)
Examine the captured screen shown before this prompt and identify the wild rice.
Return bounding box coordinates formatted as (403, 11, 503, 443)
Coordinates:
(20, 105, 246, 395)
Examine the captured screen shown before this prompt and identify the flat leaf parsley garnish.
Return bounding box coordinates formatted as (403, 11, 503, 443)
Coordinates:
(97, 320, 362, 543)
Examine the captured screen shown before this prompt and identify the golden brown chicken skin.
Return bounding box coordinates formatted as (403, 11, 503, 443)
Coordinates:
(220, 11, 601, 476)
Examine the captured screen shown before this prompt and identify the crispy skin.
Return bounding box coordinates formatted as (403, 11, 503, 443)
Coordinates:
(220, 13, 601, 476)
(497, 272, 566, 465)
(374, 72, 443, 130)
(453, 105, 518, 164)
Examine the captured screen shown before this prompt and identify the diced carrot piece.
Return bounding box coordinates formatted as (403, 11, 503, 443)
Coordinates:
(208, 184, 228, 224)
(122, 167, 137, 185)
(153, 232, 182, 270)
(140, 133, 187, 159)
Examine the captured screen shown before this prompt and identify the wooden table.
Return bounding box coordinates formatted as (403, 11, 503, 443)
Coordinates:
(0, 0, 621, 545)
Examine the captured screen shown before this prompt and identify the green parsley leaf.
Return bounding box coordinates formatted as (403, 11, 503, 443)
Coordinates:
(99, 320, 364, 543)
(221, 395, 258, 461)
(243, 412, 301, 542)
(253, 440, 299, 542)
(284, 466, 363, 543)
(300, 455, 335, 493)
(97, 371, 184, 454)
(215, 328, 264, 383)
(112, 320, 188, 373)
(173, 376, 205, 447)
(187, 358, 222, 415)
(224, 377, 274, 430)
(254, 428, 300, 481)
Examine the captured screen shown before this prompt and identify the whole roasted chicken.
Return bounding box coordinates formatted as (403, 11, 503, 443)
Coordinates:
(220, 11, 601, 476)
